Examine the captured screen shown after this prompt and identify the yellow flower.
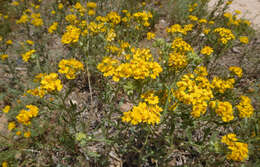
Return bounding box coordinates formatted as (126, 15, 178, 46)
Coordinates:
(106, 11, 121, 25)
(168, 52, 187, 69)
(221, 133, 238, 145)
(61, 25, 81, 44)
(214, 101, 234, 122)
(175, 71, 213, 118)
(227, 142, 248, 161)
(194, 66, 208, 77)
(200, 46, 213, 56)
(31, 13, 43, 27)
(48, 22, 58, 34)
(51, 10, 56, 15)
(11, 1, 19, 6)
(239, 36, 249, 44)
(21, 49, 36, 62)
(106, 29, 116, 41)
(226, 1, 233, 5)
(16, 14, 29, 24)
(16, 131, 21, 136)
(98, 48, 162, 82)
(58, 3, 63, 9)
(1, 54, 8, 61)
(222, 133, 248, 161)
(26, 40, 34, 45)
(234, 10, 241, 15)
(74, 2, 86, 13)
(27, 87, 46, 98)
(224, 12, 232, 18)
(8, 122, 16, 131)
(229, 66, 243, 77)
(122, 102, 163, 125)
(86, 2, 97, 8)
(146, 32, 155, 40)
(24, 131, 31, 138)
(214, 27, 235, 44)
(33, 73, 47, 82)
(199, 19, 207, 24)
(208, 21, 215, 24)
(2, 161, 8, 167)
(58, 59, 84, 79)
(2, 105, 10, 113)
(40, 73, 63, 92)
(141, 92, 159, 105)
(65, 14, 77, 24)
(188, 15, 198, 21)
(203, 28, 210, 35)
(6, 40, 12, 45)
(243, 20, 251, 26)
(236, 96, 254, 118)
(26, 105, 39, 117)
(211, 77, 235, 93)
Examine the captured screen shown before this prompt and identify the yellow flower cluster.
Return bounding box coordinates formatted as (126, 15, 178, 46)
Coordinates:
(88, 21, 106, 34)
(168, 52, 187, 69)
(27, 87, 46, 98)
(65, 14, 78, 24)
(141, 91, 159, 105)
(16, 14, 29, 24)
(74, 2, 86, 15)
(236, 96, 254, 118)
(133, 11, 153, 27)
(122, 93, 162, 125)
(188, 15, 198, 21)
(214, 27, 235, 44)
(200, 46, 213, 56)
(188, 3, 198, 12)
(48, 22, 58, 34)
(97, 48, 162, 82)
(61, 25, 81, 44)
(175, 67, 213, 117)
(21, 49, 36, 62)
(171, 37, 193, 53)
(40, 73, 63, 92)
(58, 59, 84, 79)
(106, 12, 121, 25)
(28, 73, 62, 97)
(210, 101, 234, 122)
(16, 105, 39, 125)
(168, 37, 193, 69)
(211, 77, 235, 93)
(221, 133, 248, 161)
(229, 66, 242, 78)
(106, 29, 116, 41)
(166, 24, 193, 35)
(33, 73, 47, 82)
(223, 12, 241, 26)
(31, 13, 43, 26)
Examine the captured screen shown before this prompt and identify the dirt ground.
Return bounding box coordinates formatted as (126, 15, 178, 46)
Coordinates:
(210, 0, 260, 28)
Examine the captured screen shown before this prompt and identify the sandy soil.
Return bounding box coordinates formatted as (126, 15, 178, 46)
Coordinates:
(210, 0, 260, 28)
